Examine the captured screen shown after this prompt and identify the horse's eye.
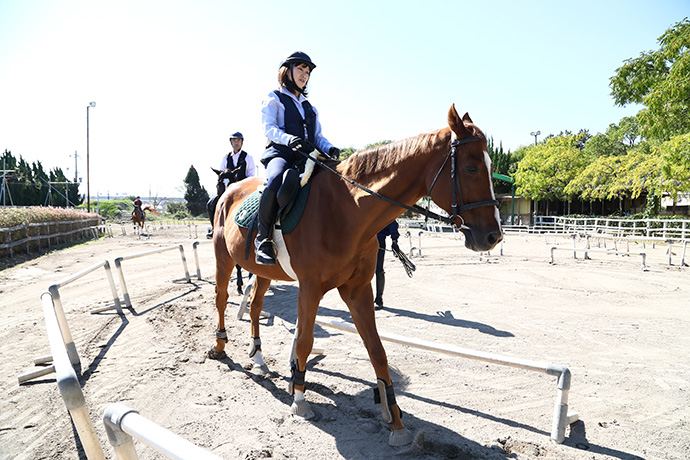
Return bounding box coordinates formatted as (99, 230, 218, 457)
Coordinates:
(465, 165, 478, 174)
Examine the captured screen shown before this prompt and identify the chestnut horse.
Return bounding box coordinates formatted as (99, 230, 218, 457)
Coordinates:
(209, 105, 502, 446)
(132, 205, 156, 233)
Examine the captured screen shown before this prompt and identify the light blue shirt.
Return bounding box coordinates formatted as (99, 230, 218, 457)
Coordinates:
(261, 87, 334, 153)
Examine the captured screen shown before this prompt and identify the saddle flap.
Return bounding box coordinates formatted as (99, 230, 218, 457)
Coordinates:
(235, 180, 312, 236)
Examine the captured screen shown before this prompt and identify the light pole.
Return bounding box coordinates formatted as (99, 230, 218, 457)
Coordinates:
(530, 130, 541, 146)
(86, 101, 96, 212)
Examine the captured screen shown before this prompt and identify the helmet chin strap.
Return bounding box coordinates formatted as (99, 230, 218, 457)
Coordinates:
(286, 64, 307, 95)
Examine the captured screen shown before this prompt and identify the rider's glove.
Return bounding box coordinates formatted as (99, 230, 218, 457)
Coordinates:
(391, 240, 400, 253)
(328, 147, 340, 160)
(288, 136, 305, 152)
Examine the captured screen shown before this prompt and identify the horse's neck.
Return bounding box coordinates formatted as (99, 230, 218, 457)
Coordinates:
(337, 128, 450, 234)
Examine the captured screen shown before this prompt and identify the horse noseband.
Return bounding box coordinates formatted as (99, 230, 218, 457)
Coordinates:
(427, 135, 499, 227)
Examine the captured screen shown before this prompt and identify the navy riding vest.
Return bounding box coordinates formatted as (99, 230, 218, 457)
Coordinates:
(217, 150, 248, 195)
(261, 90, 316, 166)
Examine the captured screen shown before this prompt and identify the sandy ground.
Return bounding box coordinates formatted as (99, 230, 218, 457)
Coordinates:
(0, 222, 688, 460)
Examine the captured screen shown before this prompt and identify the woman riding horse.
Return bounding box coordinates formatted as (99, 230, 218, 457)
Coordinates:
(209, 99, 502, 446)
(255, 51, 340, 265)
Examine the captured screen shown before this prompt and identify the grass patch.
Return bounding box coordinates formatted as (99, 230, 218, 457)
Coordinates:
(0, 206, 98, 228)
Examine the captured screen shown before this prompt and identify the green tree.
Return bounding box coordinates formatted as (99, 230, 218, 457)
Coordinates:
(487, 136, 514, 194)
(514, 135, 590, 206)
(610, 18, 690, 140)
(657, 133, 690, 211)
(183, 165, 210, 217)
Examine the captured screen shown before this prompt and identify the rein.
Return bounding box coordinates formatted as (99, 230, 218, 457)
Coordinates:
(299, 136, 499, 229)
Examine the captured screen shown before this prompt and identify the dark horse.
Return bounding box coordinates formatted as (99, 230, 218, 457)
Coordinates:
(211, 166, 248, 295)
(209, 105, 502, 446)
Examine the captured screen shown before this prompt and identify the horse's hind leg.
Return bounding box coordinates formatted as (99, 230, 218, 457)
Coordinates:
(247, 276, 271, 373)
(337, 279, 413, 446)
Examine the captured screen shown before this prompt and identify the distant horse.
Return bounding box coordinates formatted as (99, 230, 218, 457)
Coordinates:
(209, 105, 502, 446)
(132, 205, 157, 233)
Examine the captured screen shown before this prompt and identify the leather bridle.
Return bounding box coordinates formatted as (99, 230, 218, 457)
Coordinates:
(299, 135, 499, 230)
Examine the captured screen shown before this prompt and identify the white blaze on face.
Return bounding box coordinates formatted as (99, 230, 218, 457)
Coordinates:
(483, 150, 501, 226)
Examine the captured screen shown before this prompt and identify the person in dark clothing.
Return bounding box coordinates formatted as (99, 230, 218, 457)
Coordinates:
(255, 51, 340, 265)
(133, 196, 143, 219)
(207, 132, 256, 232)
(375, 220, 400, 310)
(206, 132, 256, 295)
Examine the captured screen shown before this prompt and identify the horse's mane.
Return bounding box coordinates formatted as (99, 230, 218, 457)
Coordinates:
(339, 129, 446, 179)
(339, 122, 487, 180)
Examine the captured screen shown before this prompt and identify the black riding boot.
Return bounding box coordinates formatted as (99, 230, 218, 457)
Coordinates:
(255, 188, 279, 265)
(235, 264, 244, 295)
(374, 270, 385, 310)
(206, 196, 218, 239)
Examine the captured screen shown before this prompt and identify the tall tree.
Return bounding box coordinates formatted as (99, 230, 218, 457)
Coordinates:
(514, 135, 590, 203)
(183, 165, 210, 217)
(487, 136, 514, 194)
(610, 18, 690, 140)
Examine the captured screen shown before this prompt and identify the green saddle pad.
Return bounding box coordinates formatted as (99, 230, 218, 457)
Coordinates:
(234, 182, 311, 235)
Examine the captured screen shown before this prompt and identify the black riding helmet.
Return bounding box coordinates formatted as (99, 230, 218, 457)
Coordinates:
(229, 132, 243, 141)
(281, 51, 315, 95)
(280, 51, 316, 71)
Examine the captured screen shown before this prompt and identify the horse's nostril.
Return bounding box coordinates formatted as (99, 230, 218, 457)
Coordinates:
(487, 232, 500, 246)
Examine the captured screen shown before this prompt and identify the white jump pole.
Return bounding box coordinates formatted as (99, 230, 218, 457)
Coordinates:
(313, 315, 578, 444)
(40, 293, 106, 459)
(192, 240, 213, 279)
(115, 245, 191, 308)
(103, 403, 223, 460)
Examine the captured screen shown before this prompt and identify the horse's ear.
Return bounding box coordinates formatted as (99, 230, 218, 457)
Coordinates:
(448, 104, 472, 138)
(462, 112, 473, 124)
(211, 167, 221, 175)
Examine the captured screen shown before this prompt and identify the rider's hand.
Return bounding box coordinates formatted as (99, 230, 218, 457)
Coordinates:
(288, 136, 305, 152)
(391, 240, 400, 253)
(328, 147, 340, 160)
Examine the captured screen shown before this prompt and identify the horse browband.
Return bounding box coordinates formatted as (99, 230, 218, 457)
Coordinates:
(298, 136, 499, 228)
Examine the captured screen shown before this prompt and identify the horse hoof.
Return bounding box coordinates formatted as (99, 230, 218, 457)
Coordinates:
(207, 349, 227, 360)
(291, 400, 314, 419)
(389, 427, 414, 446)
(252, 363, 269, 376)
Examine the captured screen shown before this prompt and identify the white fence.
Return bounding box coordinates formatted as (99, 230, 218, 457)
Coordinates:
(312, 316, 578, 444)
(533, 215, 690, 239)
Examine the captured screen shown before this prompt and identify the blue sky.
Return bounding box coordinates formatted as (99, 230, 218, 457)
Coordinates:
(0, 0, 687, 199)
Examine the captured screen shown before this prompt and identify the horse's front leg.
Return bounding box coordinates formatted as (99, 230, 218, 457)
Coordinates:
(208, 257, 232, 360)
(289, 283, 323, 419)
(248, 276, 271, 374)
(338, 278, 413, 446)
